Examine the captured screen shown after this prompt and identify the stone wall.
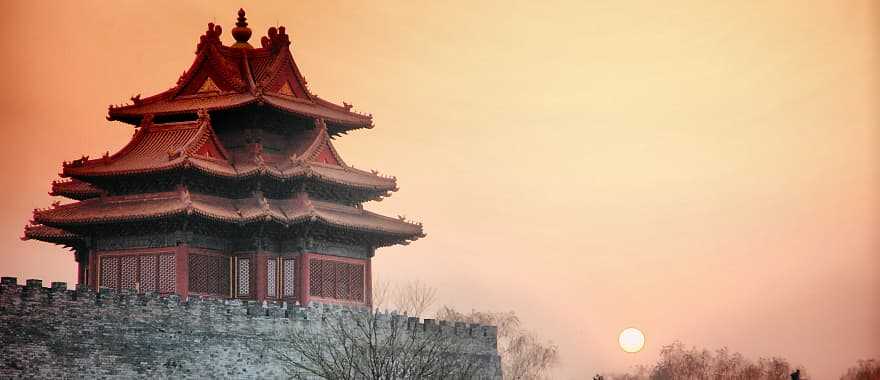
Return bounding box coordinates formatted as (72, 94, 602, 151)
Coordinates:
(0, 277, 501, 379)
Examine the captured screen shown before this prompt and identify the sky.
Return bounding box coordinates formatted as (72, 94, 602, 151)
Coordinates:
(2, 1, 878, 378)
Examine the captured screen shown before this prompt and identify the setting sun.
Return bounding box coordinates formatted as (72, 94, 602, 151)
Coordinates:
(619, 328, 646, 353)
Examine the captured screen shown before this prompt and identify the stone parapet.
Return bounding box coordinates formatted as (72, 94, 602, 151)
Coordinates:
(0, 277, 500, 379)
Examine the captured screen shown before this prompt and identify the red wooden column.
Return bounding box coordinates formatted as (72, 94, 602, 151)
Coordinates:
(77, 261, 85, 286)
(365, 258, 373, 308)
(88, 250, 98, 289)
(255, 253, 268, 301)
(298, 253, 311, 306)
(175, 243, 189, 298)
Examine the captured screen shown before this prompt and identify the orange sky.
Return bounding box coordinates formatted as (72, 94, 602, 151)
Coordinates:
(2, 1, 878, 378)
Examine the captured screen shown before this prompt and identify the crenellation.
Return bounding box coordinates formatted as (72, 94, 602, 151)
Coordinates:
(2, 282, 499, 378)
(46, 289, 75, 303)
(246, 302, 265, 317)
(20, 283, 46, 302)
(423, 318, 436, 332)
(406, 316, 419, 330)
(163, 293, 181, 306)
(0, 282, 20, 296)
(265, 302, 285, 318)
(483, 326, 499, 345)
(50, 281, 67, 291)
(455, 321, 467, 335)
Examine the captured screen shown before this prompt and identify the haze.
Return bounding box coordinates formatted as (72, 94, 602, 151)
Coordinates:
(2, 1, 877, 378)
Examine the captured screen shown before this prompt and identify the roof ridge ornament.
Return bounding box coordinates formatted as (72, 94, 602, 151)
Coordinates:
(231, 8, 253, 49)
(261, 25, 290, 51)
(140, 114, 154, 128)
(198, 23, 223, 51)
(197, 109, 210, 121)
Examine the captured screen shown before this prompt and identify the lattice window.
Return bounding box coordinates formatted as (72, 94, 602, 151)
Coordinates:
(308, 258, 365, 302)
(282, 258, 296, 297)
(100, 256, 118, 289)
(140, 255, 157, 292)
(350, 264, 364, 302)
(99, 254, 175, 293)
(267, 258, 277, 298)
(206, 254, 224, 295)
(217, 258, 230, 296)
(158, 254, 176, 293)
(120, 256, 138, 290)
(336, 263, 351, 300)
(321, 260, 335, 299)
(309, 259, 322, 297)
(237, 258, 251, 297)
(189, 254, 209, 293)
(189, 254, 226, 296)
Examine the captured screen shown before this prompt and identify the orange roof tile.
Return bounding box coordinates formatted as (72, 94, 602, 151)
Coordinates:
(63, 117, 396, 193)
(50, 179, 103, 200)
(107, 21, 372, 132)
(33, 190, 424, 241)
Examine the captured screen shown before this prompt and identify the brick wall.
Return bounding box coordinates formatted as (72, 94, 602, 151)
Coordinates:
(0, 277, 500, 379)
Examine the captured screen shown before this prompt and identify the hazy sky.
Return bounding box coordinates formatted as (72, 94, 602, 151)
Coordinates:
(2, 1, 878, 378)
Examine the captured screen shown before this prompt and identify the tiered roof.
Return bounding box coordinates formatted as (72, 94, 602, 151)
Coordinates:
(24, 9, 424, 250)
(107, 12, 372, 135)
(29, 189, 422, 244)
(22, 225, 85, 250)
(51, 179, 103, 200)
(62, 113, 397, 195)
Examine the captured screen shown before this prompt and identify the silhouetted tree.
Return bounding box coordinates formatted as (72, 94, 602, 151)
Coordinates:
(839, 359, 880, 380)
(372, 280, 438, 318)
(277, 309, 491, 379)
(436, 306, 559, 380)
(372, 280, 558, 379)
(597, 341, 808, 380)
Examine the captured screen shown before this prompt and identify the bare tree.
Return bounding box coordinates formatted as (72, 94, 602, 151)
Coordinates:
(277, 308, 496, 379)
(598, 341, 809, 380)
(436, 306, 559, 380)
(394, 280, 438, 318)
(372, 279, 438, 318)
(839, 359, 880, 380)
(371, 279, 393, 311)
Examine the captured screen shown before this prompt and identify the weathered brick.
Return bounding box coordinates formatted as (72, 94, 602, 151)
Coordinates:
(0, 280, 501, 379)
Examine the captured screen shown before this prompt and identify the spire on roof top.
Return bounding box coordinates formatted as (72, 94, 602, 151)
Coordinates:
(231, 8, 253, 49)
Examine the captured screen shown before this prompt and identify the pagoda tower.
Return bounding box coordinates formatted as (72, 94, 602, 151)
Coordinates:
(23, 9, 424, 307)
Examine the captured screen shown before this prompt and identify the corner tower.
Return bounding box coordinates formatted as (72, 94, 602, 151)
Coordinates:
(23, 9, 424, 307)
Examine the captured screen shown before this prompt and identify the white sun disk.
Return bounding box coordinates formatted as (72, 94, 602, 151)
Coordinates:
(618, 328, 645, 353)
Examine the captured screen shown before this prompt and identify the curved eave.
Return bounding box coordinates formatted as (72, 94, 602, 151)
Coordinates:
(261, 94, 373, 130)
(37, 209, 426, 241)
(310, 211, 425, 245)
(50, 181, 104, 201)
(49, 190, 103, 201)
(66, 159, 398, 195)
(107, 93, 257, 124)
(33, 194, 423, 244)
(107, 94, 373, 133)
(64, 158, 190, 178)
(22, 225, 85, 249)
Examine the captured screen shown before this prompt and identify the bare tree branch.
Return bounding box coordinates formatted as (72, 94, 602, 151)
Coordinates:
(437, 306, 559, 380)
(275, 307, 499, 379)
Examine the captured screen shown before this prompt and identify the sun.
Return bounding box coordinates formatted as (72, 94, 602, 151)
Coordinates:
(618, 327, 645, 353)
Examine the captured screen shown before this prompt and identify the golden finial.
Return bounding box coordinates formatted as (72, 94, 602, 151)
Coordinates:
(231, 8, 253, 48)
